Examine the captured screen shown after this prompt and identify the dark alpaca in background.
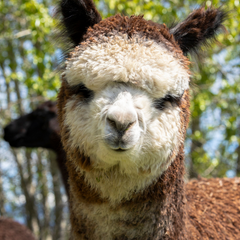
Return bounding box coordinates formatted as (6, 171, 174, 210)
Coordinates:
(4, 101, 69, 197)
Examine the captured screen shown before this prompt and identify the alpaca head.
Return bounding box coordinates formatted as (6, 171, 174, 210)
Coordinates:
(58, 1, 226, 179)
(4, 101, 59, 149)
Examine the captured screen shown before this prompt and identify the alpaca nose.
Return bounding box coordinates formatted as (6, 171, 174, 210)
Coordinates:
(106, 107, 137, 134)
(107, 117, 136, 134)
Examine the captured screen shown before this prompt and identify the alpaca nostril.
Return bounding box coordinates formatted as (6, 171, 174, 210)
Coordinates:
(117, 121, 136, 134)
(107, 117, 117, 129)
(107, 116, 136, 133)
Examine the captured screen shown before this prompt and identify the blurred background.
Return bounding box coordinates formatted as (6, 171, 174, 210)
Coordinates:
(0, 0, 239, 239)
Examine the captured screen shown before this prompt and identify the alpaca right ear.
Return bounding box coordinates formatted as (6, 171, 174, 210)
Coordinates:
(60, 0, 102, 46)
(170, 7, 228, 55)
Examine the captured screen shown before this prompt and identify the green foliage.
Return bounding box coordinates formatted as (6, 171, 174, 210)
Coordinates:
(0, 0, 59, 100)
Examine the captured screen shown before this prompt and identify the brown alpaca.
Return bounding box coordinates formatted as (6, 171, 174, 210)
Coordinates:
(0, 217, 36, 240)
(56, 1, 240, 239)
(4, 101, 69, 197)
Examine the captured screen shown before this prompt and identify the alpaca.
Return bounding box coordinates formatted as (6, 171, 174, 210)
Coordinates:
(56, 1, 240, 239)
(0, 217, 36, 240)
(4, 101, 69, 196)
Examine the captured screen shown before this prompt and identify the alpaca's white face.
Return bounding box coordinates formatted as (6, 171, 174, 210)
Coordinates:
(64, 35, 189, 177)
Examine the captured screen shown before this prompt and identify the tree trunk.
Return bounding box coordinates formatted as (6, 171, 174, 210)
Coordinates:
(11, 149, 40, 235)
(49, 150, 63, 240)
(189, 116, 201, 178)
(0, 62, 11, 109)
(37, 149, 50, 240)
(0, 160, 6, 216)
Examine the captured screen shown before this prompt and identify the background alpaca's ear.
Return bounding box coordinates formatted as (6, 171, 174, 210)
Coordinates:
(60, 0, 102, 46)
(170, 7, 228, 55)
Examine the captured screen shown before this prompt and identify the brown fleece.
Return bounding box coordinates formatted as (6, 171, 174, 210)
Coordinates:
(186, 178, 240, 239)
(0, 217, 36, 240)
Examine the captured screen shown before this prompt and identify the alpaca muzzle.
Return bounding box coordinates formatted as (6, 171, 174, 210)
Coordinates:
(104, 101, 140, 151)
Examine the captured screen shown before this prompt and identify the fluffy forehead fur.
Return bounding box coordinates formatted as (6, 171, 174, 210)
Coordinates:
(65, 33, 189, 99)
(65, 15, 190, 96)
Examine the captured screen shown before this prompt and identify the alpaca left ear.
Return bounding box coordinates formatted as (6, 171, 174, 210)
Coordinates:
(170, 7, 228, 55)
(60, 0, 102, 46)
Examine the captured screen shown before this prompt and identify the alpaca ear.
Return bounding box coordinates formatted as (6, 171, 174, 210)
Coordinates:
(60, 0, 102, 46)
(170, 7, 228, 55)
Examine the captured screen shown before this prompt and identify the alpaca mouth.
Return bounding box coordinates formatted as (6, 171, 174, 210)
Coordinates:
(114, 148, 127, 152)
(104, 136, 134, 152)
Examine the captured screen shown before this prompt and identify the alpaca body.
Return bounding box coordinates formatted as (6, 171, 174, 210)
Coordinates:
(67, 166, 240, 240)
(186, 177, 240, 239)
(56, 1, 239, 239)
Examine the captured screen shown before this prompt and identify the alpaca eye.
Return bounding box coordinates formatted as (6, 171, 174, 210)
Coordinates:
(70, 83, 94, 99)
(154, 94, 182, 110)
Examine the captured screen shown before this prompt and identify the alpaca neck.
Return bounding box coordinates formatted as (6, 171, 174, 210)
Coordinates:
(67, 145, 187, 240)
